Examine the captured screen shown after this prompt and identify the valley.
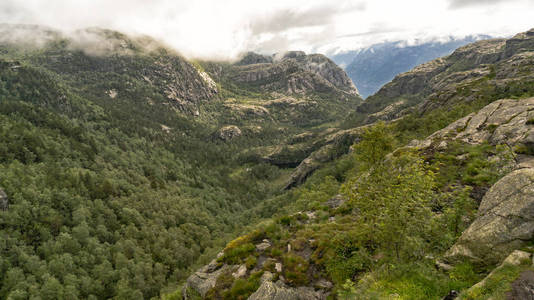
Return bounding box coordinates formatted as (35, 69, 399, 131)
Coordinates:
(0, 24, 534, 300)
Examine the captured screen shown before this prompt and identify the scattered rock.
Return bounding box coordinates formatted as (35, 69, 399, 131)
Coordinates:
(256, 240, 271, 252)
(248, 281, 326, 300)
(160, 124, 171, 133)
(314, 279, 333, 290)
(106, 89, 118, 99)
(436, 260, 454, 271)
(275, 263, 282, 273)
(247, 281, 300, 300)
(260, 271, 274, 283)
(232, 264, 247, 278)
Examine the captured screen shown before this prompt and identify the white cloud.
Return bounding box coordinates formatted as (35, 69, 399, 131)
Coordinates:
(0, 0, 533, 59)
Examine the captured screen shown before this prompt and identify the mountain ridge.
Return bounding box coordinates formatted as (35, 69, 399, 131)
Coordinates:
(331, 35, 492, 98)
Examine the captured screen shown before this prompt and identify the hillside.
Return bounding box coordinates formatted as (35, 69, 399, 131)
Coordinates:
(331, 36, 489, 98)
(182, 28, 534, 299)
(0, 25, 362, 299)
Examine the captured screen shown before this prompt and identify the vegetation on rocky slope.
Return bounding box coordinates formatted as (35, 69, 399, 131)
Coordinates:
(2, 24, 534, 300)
(182, 28, 534, 300)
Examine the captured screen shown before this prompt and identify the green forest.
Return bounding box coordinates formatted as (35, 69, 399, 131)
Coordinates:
(1, 24, 534, 300)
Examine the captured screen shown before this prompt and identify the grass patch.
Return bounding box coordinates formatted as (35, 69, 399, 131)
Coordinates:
(460, 259, 533, 300)
(339, 261, 482, 300)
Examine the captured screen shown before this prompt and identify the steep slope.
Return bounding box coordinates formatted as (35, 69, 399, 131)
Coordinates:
(229, 51, 359, 97)
(347, 29, 534, 127)
(280, 29, 534, 189)
(182, 29, 534, 300)
(331, 36, 489, 98)
(198, 51, 362, 130)
(0, 25, 218, 115)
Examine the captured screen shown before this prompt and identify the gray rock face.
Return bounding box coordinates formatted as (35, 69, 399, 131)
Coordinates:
(183, 264, 234, 299)
(230, 52, 360, 97)
(445, 168, 534, 265)
(411, 98, 534, 152)
(0, 188, 8, 211)
(506, 270, 534, 300)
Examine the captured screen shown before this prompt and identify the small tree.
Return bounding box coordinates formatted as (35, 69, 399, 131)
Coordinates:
(353, 121, 395, 170)
(344, 151, 435, 261)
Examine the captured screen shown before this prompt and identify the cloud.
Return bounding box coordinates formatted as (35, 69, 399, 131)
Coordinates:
(250, 3, 365, 35)
(0, 0, 532, 59)
(448, 0, 518, 9)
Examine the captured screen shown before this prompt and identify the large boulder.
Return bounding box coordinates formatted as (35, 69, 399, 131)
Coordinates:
(445, 168, 534, 265)
(0, 188, 8, 211)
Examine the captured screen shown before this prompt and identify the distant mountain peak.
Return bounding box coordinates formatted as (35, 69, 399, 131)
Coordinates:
(330, 35, 493, 98)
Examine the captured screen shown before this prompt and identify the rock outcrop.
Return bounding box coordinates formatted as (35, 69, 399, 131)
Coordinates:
(400, 97, 534, 266)
(182, 262, 235, 299)
(216, 125, 242, 141)
(444, 168, 534, 265)
(228, 51, 360, 97)
(410, 98, 534, 150)
(285, 127, 364, 189)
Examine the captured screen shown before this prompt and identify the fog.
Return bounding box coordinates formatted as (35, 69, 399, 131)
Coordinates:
(1, 0, 533, 59)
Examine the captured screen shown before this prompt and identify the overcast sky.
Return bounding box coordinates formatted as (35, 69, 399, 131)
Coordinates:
(1, 0, 533, 59)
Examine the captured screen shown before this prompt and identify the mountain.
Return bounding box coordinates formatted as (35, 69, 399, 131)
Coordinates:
(184, 28, 534, 299)
(331, 36, 491, 98)
(2, 22, 534, 300)
(0, 24, 362, 299)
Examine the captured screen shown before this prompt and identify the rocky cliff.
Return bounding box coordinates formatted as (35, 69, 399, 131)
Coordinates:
(220, 51, 359, 98)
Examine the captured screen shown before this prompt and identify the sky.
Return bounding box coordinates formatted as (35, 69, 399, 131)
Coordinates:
(1, 0, 533, 59)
